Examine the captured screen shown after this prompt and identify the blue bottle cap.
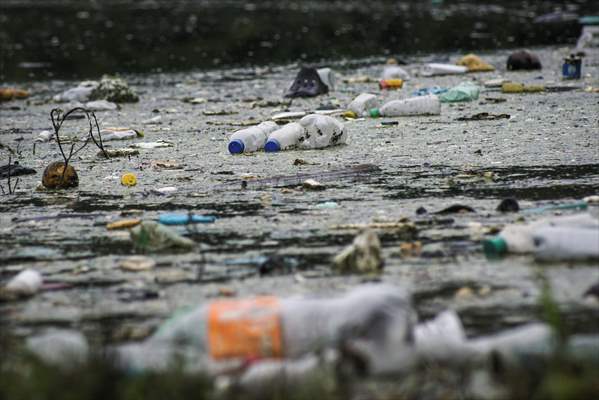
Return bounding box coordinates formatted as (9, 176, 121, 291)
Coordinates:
(228, 139, 245, 154)
(264, 139, 281, 152)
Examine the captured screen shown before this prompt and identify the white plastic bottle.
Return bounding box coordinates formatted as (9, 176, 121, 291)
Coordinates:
(533, 226, 599, 261)
(117, 285, 415, 371)
(298, 114, 346, 149)
(264, 122, 305, 152)
(484, 213, 599, 256)
(421, 63, 468, 76)
(228, 121, 279, 154)
(382, 64, 410, 80)
(348, 93, 378, 116)
(370, 95, 441, 117)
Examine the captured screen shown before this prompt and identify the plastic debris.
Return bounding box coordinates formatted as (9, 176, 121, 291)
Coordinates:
(265, 122, 305, 152)
(382, 59, 410, 80)
(107, 219, 142, 230)
(26, 330, 89, 366)
(483, 78, 508, 88)
(348, 93, 378, 117)
(121, 173, 137, 187)
(84, 100, 118, 111)
(0, 87, 29, 102)
(506, 50, 542, 70)
(284, 67, 328, 98)
(2, 269, 42, 298)
(271, 111, 307, 121)
(100, 127, 143, 141)
(370, 95, 441, 117)
(298, 114, 347, 149)
(333, 230, 384, 274)
(35, 130, 54, 142)
(120, 256, 156, 271)
(316, 67, 336, 91)
(302, 179, 325, 191)
(483, 213, 599, 257)
(501, 82, 545, 93)
(53, 81, 99, 102)
(228, 121, 278, 154)
(130, 141, 174, 149)
(421, 63, 467, 76)
(412, 86, 447, 96)
(439, 81, 480, 103)
(562, 54, 582, 79)
(158, 213, 216, 225)
(533, 227, 599, 261)
(456, 54, 495, 72)
(42, 161, 78, 189)
(130, 221, 195, 251)
(379, 79, 403, 90)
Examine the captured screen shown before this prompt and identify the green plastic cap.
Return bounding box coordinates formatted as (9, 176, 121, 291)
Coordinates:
(369, 108, 381, 118)
(483, 237, 508, 257)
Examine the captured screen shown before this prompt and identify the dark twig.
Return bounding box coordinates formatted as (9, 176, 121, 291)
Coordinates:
(1, 155, 20, 195)
(88, 111, 109, 159)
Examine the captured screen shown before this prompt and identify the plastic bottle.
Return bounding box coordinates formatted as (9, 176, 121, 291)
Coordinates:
(421, 63, 468, 77)
(533, 227, 599, 261)
(369, 95, 441, 117)
(117, 285, 415, 371)
(483, 213, 599, 257)
(264, 122, 305, 152)
(382, 64, 410, 80)
(228, 121, 279, 154)
(348, 93, 378, 116)
(298, 114, 346, 149)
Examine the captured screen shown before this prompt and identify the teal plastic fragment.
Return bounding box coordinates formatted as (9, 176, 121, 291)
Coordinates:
(158, 213, 216, 225)
(439, 81, 480, 103)
(523, 201, 588, 215)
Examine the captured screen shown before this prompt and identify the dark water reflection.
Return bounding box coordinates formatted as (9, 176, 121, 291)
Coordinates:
(1, 0, 597, 81)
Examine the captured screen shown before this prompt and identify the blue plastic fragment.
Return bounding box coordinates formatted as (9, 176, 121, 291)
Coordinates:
(158, 213, 216, 225)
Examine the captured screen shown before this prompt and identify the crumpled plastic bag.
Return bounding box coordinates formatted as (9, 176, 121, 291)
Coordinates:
(298, 114, 347, 149)
(456, 54, 495, 72)
(130, 221, 195, 252)
(439, 81, 480, 103)
(284, 67, 328, 98)
(333, 230, 383, 274)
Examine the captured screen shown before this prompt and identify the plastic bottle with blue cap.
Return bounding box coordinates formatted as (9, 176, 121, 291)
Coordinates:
(265, 122, 305, 152)
(228, 121, 279, 154)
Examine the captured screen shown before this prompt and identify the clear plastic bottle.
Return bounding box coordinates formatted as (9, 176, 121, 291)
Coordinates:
(484, 213, 599, 256)
(420, 63, 468, 76)
(264, 122, 305, 152)
(348, 93, 378, 116)
(533, 226, 599, 261)
(228, 121, 279, 154)
(117, 285, 415, 371)
(298, 114, 347, 149)
(369, 95, 441, 117)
